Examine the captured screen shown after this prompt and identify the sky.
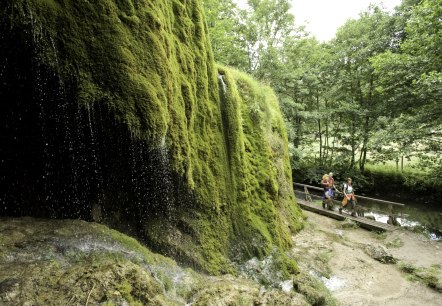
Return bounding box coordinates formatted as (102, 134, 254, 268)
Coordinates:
(235, 0, 402, 42)
(291, 0, 402, 41)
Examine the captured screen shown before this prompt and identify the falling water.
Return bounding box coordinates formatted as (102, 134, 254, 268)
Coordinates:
(0, 3, 199, 274)
(218, 74, 227, 94)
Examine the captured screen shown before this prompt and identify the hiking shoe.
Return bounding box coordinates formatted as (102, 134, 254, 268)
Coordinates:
(339, 208, 342, 214)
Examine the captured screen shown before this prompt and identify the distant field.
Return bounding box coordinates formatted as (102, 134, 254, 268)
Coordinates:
(365, 162, 428, 175)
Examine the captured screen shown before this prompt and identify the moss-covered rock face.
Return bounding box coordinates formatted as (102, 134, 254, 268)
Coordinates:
(0, 218, 310, 305)
(0, 0, 303, 273)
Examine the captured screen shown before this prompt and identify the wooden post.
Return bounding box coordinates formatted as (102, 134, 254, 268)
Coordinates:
(387, 203, 399, 226)
(304, 186, 313, 202)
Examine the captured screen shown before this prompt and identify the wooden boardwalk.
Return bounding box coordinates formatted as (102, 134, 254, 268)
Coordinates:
(297, 198, 398, 232)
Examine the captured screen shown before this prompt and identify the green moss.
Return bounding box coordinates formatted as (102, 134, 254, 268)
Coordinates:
(374, 231, 388, 240)
(1, 0, 303, 273)
(398, 261, 441, 291)
(293, 273, 338, 306)
(386, 237, 404, 249)
(217, 66, 304, 260)
(318, 251, 334, 264)
(398, 261, 417, 274)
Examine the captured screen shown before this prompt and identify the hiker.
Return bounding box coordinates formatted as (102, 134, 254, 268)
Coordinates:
(340, 177, 357, 216)
(327, 172, 336, 198)
(322, 172, 336, 209)
(321, 174, 329, 208)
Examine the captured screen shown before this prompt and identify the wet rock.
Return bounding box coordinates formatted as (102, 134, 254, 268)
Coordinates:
(293, 272, 337, 306)
(0, 218, 310, 305)
(0, 278, 20, 303)
(340, 219, 359, 229)
(335, 230, 344, 239)
(364, 244, 397, 264)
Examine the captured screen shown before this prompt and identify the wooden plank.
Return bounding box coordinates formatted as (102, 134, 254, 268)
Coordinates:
(297, 200, 346, 221)
(296, 198, 398, 232)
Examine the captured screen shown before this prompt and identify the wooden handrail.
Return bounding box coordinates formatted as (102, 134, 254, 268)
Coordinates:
(294, 183, 323, 192)
(293, 182, 405, 207)
(294, 190, 402, 216)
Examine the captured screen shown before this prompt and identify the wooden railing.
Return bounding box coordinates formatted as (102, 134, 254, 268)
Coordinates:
(293, 182, 406, 225)
(293, 182, 405, 206)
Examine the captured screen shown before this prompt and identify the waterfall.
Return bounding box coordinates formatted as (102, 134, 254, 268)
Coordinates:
(218, 74, 227, 94)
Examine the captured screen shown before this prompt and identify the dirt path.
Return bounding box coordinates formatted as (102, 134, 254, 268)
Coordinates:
(291, 211, 442, 306)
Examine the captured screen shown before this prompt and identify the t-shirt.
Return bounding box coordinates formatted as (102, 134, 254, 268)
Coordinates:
(344, 183, 353, 194)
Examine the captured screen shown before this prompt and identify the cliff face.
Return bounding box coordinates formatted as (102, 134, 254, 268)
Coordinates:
(0, 0, 303, 273)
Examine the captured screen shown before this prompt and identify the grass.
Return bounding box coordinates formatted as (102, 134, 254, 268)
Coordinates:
(398, 261, 417, 274)
(386, 237, 404, 249)
(398, 261, 441, 291)
(365, 163, 427, 175)
(374, 231, 387, 240)
(339, 219, 359, 229)
(314, 200, 323, 206)
(364, 162, 442, 199)
(318, 251, 334, 262)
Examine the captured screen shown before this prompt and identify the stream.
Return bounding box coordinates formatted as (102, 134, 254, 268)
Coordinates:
(294, 188, 442, 241)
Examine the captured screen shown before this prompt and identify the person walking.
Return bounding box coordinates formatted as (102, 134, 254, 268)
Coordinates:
(322, 172, 336, 209)
(340, 177, 356, 216)
(327, 172, 336, 199)
(321, 174, 329, 208)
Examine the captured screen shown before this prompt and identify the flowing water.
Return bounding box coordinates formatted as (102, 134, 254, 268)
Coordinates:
(294, 188, 442, 240)
(358, 198, 442, 240)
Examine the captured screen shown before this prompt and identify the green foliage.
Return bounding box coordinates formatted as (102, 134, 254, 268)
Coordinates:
(203, 0, 441, 196)
(363, 164, 442, 199)
(203, 0, 301, 75)
(203, 0, 250, 70)
(370, 0, 442, 179)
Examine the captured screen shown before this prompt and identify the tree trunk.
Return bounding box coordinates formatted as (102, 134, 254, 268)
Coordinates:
(316, 95, 323, 165)
(318, 118, 322, 165)
(359, 117, 370, 172)
(324, 99, 329, 164)
(330, 115, 342, 165)
(350, 119, 356, 169)
(401, 156, 404, 172)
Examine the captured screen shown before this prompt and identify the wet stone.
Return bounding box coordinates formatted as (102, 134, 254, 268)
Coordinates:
(0, 278, 20, 302)
(364, 244, 397, 264)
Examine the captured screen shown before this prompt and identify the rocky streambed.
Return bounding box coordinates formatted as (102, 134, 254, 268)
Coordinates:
(292, 211, 442, 306)
(0, 218, 322, 305)
(2, 213, 440, 305)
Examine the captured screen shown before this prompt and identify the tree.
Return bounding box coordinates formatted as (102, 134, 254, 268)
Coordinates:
(203, 0, 441, 184)
(203, 0, 250, 70)
(371, 0, 442, 177)
(329, 5, 396, 171)
(275, 37, 333, 168)
(246, 0, 297, 78)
